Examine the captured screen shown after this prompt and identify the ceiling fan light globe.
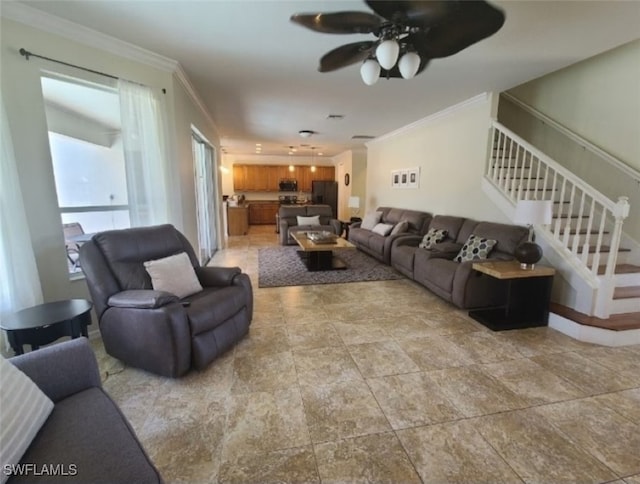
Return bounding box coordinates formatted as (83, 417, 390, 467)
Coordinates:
(360, 59, 380, 85)
(376, 39, 399, 70)
(398, 52, 421, 79)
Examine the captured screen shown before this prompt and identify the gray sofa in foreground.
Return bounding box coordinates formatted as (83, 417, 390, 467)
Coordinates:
(8, 338, 162, 483)
(278, 205, 342, 245)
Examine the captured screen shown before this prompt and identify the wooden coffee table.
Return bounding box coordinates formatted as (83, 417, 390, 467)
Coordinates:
(290, 231, 356, 271)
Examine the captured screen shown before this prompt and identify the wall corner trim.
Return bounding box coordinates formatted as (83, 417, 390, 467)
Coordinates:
(1, 2, 178, 72)
(173, 65, 220, 138)
(366, 92, 489, 146)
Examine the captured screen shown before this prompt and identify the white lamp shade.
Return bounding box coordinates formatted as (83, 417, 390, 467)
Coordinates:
(348, 196, 360, 209)
(398, 52, 421, 79)
(360, 59, 380, 85)
(514, 200, 553, 225)
(376, 39, 399, 70)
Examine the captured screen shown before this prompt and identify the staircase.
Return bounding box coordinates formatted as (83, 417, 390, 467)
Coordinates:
(482, 120, 640, 330)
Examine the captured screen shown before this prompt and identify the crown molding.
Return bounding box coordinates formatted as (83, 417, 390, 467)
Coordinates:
(366, 92, 490, 146)
(1, 2, 177, 72)
(173, 64, 219, 140)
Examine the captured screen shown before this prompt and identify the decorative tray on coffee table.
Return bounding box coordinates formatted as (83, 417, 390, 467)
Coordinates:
(306, 231, 338, 244)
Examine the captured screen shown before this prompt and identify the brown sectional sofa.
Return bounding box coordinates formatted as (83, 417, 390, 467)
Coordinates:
(278, 205, 342, 245)
(390, 214, 529, 309)
(348, 207, 432, 264)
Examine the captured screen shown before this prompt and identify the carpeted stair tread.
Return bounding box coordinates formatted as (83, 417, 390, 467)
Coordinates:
(597, 263, 640, 275)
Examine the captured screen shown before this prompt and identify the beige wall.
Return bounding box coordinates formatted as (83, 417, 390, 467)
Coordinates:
(500, 40, 640, 242)
(365, 93, 507, 223)
(507, 40, 640, 172)
(1, 18, 218, 302)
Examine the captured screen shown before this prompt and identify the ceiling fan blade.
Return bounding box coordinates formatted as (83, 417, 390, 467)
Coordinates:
(290, 11, 383, 34)
(319, 41, 376, 72)
(364, 0, 455, 29)
(416, 1, 506, 58)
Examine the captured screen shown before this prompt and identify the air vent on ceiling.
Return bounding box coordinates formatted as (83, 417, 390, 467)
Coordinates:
(327, 114, 344, 120)
(351, 135, 375, 140)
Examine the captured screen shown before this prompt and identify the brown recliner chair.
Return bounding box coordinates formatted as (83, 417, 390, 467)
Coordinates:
(79, 224, 253, 377)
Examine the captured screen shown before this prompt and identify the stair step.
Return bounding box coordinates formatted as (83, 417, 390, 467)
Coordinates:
(598, 264, 640, 276)
(613, 286, 640, 300)
(550, 303, 640, 331)
(583, 245, 631, 254)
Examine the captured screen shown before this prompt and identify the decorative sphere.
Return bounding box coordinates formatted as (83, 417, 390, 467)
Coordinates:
(514, 242, 543, 265)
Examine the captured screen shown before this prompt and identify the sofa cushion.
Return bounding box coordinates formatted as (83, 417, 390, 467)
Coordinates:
(390, 220, 409, 235)
(349, 227, 374, 246)
(361, 211, 382, 230)
(428, 215, 467, 241)
(297, 215, 320, 226)
(144, 251, 203, 299)
(372, 223, 394, 236)
(472, 222, 529, 256)
(417, 258, 457, 292)
(93, 224, 189, 291)
(14, 388, 161, 483)
(1, 356, 54, 483)
(419, 228, 448, 249)
(454, 234, 497, 262)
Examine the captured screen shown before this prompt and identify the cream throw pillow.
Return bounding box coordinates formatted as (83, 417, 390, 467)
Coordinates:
(361, 211, 382, 230)
(144, 252, 203, 299)
(371, 223, 394, 236)
(0, 356, 54, 484)
(297, 215, 320, 226)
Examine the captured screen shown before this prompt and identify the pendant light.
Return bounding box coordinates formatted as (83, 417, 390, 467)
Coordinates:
(376, 39, 399, 70)
(360, 59, 380, 85)
(398, 52, 421, 79)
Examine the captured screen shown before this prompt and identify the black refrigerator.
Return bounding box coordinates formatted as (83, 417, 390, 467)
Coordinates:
(311, 180, 338, 218)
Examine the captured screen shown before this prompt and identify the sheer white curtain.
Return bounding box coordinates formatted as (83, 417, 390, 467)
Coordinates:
(0, 96, 43, 354)
(118, 79, 169, 227)
(192, 136, 217, 263)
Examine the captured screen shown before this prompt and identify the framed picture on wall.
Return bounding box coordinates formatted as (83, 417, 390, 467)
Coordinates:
(400, 170, 408, 187)
(391, 170, 401, 188)
(407, 167, 420, 188)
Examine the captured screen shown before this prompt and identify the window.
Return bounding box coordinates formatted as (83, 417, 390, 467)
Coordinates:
(42, 74, 130, 275)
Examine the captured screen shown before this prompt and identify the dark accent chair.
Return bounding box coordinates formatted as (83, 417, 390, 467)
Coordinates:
(9, 338, 162, 483)
(79, 224, 253, 377)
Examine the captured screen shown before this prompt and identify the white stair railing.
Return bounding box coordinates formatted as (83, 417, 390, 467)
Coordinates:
(485, 120, 630, 317)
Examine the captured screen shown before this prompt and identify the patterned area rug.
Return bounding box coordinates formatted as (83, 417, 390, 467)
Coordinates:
(258, 246, 403, 288)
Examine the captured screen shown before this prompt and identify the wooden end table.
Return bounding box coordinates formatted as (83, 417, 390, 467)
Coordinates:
(0, 299, 93, 355)
(468, 260, 555, 331)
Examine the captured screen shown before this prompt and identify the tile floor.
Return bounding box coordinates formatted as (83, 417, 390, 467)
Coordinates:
(92, 225, 640, 483)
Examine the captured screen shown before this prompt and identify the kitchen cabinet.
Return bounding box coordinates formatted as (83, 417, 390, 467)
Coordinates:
(248, 202, 279, 225)
(227, 206, 249, 235)
(233, 164, 335, 192)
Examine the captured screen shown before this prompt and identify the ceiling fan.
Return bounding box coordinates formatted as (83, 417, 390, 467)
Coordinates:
(290, 1, 505, 85)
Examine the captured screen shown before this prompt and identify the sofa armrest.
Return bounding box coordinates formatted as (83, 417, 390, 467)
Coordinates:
(350, 221, 362, 230)
(10, 338, 101, 403)
(108, 290, 178, 309)
(329, 219, 343, 235)
(196, 266, 242, 287)
(393, 235, 423, 248)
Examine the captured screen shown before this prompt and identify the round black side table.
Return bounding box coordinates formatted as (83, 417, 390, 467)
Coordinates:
(0, 299, 93, 355)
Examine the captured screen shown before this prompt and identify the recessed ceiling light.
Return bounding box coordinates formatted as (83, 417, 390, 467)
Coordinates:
(255, 143, 262, 146)
(298, 130, 315, 138)
(318, 152, 324, 156)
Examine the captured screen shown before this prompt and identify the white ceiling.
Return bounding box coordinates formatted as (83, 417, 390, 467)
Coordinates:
(17, 0, 640, 157)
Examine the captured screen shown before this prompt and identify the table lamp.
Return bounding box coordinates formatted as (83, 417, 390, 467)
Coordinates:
(513, 200, 553, 270)
(348, 196, 360, 218)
